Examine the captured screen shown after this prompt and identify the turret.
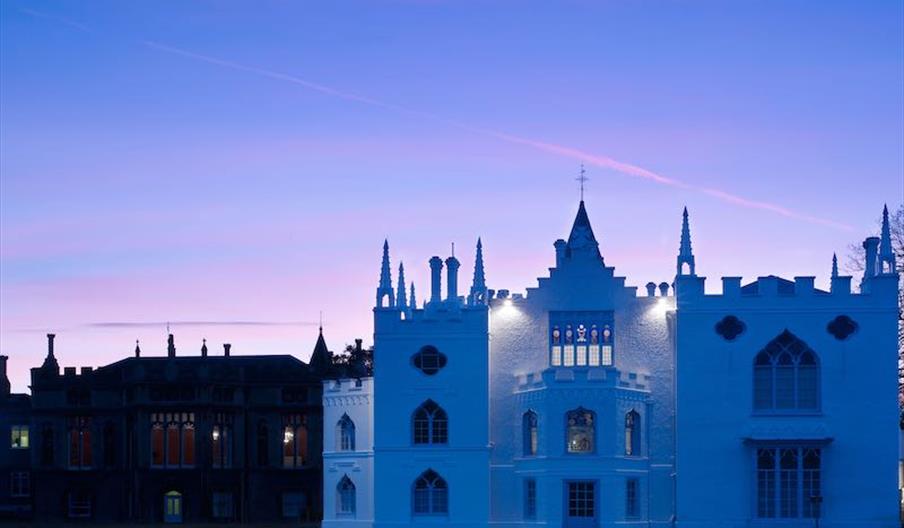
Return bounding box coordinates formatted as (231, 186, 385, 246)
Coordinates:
(429, 256, 443, 304)
(309, 327, 332, 373)
(409, 283, 417, 311)
(831, 253, 839, 279)
(468, 238, 488, 305)
(376, 240, 395, 308)
(677, 207, 696, 276)
(396, 262, 408, 310)
(879, 204, 896, 275)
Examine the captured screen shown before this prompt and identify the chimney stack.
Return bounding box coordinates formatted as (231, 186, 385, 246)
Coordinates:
(167, 334, 176, 358)
(429, 256, 443, 304)
(223, 343, 232, 357)
(863, 237, 880, 280)
(47, 333, 56, 358)
(355, 338, 363, 354)
(646, 282, 657, 297)
(445, 255, 460, 303)
(0, 355, 10, 399)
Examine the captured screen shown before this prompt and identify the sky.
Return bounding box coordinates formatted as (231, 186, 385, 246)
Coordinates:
(1, 1, 902, 391)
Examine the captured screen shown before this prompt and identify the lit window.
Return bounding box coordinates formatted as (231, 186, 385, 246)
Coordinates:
(10, 425, 28, 449)
(757, 447, 821, 519)
(413, 400, 448, 445)
(337, 414, 356, 451)
(625, 410, 640, 456)
(282, 414, 308, 468)
(753, 331, 819, 412)
(212, 413, 233, 468)
(10, 472, 30, 497)
(413, 469, 448, 515)
(68, 417, 92, 469)
(522, 411, 538, 456)
(626, 478, 639, 518)
(150, 412, 195, 468)
(337, 475, 356, 515)
(524, 478, 536, 519)
(566, 408, 594, 454)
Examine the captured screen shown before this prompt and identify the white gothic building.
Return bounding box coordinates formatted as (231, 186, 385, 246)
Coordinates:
(322, 200, 900, 528)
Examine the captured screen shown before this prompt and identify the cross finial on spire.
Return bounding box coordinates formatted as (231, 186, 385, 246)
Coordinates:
(576, 163, 588, 201)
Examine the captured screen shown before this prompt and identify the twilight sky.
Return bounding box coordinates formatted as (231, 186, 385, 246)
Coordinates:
(1, 1, 902, 391)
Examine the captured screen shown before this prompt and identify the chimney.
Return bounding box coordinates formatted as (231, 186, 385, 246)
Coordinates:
(863, 237, 880, 280)
(445, 255, 460, 302)
(429, 256, 443, 304)
(223, 343, 232, 357)
(645, 282, 657, 297)
(554, 239, 567, 267)
(0, 356, 10, 399)
(167, 334, 176, 358)
(354, 338, 363, 354)
(47, 333, 56, 358)
(659, 282, 670, 297)
(41, 333, 60, 372)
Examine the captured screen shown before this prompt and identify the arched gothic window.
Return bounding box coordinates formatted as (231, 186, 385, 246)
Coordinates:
(413, 400, 447, 445)
(522, 411, 538, 456)
(413, 469, 448, 515)
(753, 331, 819, 411)
(566, 407, 594, 454)
(337, 414, 356, 451)
(337, 475, 356, 515)
(625, 410, 640, 456)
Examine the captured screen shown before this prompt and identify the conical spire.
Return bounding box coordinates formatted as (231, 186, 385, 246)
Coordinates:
(396, 262, 408, 310)
(375, 239, 395, 308)
(565, 200, 601, 260)
(879, 204, 896, 274)
(468, 238, 488, 305)
(309, 326, 332, 372)
(677, 207, 696, 276)
(831, 253, 839, 278)
(410, 283, 417, 311)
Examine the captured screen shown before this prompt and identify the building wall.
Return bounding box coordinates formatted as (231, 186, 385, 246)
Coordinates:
(675, 274, 900, 528)
(323, 377, 374, 528)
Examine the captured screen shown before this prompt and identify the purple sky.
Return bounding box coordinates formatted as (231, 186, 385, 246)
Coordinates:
(1, 1, 902, 391)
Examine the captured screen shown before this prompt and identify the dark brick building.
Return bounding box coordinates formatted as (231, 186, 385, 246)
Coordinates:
(1, 329, 338, 523)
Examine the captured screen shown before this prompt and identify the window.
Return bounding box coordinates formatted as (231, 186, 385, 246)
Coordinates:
(10, 471, 30, 497)
(413, 400, 448, 445)
(626, 478, 639, 518)
(522, 411, 538, 456)
(413, 469, 448, 515)
(68, 491, 92, 518)
(282, 414, 308, 468)
(625, 410, 640, 456)
(103, 422, 116, 467)
(40, 424, 53, 466)
(337, 414, 356, 451)
(567, 481, 595, 517)
(412, 346, 447, 375)
(337, 475, 356, 515)
(10, 425, 28, 449)
(150, 412, 195, 468)
(257, 421, 269, 467)
(281, 492, 305, 519)
(753, 331, 819, 412)
(566, 407, 594, 453)
(757, 447, 821, 519)
(550, 315, 614, 368)
(524, 478, 536, 519)
(211, 413, 233, 468)
(68, 417, 92, 469)
(212, 492, 234, 519)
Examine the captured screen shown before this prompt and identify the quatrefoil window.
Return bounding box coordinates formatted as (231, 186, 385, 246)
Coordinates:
(827, 315, 858, 340)
(412, 345, 447, 375)
(715, 315, 746, 341)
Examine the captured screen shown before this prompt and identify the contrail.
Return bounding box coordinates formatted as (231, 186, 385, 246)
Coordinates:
(143, 41, 853, 232)
(87, 320, 319, 328)
(16, 5, 854, 231)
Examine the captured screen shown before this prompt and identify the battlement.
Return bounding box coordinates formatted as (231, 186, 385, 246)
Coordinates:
(675, 273, 898, 311)
(323, 376, 373, 395)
